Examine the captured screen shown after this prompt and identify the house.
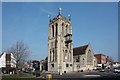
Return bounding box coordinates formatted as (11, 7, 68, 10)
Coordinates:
(40, 57, 48, 71)
(0, 52, 16, 74)
(94, 54, 107, 69)
(73, 44, 97, 71)
(22, 62, 30, 73)
(32, 60, 40, 71)
(106, 56, 114, 68)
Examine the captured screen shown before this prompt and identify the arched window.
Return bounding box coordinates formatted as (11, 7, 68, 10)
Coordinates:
(55, 23, 58, 36)
(64, 50, 68, 60)
(65, 50, 67, 53)
(55, 50, 57, 61)
(83, 58, 84, 65)
(62, 23, 64, 36)
(62, 23, 64, 26)
(66, 25, 68, 34)
(49, 27, 51, 38)
(62, 27, 64, 36)
(53, 50, 54, 61)
(87, 50, 93, 65)
(94, 61, 96, 66)
(50, 51, 51, 62)
(52, 25, 54, 37)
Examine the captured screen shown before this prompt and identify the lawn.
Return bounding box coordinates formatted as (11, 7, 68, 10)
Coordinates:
(1, 73, 45, 80)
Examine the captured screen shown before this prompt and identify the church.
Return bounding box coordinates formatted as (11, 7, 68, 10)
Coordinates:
(73, 44, 97, 71)
(48, 8, 97, 73)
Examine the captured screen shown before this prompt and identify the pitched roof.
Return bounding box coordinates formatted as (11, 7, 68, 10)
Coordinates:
(94, 54, 106, 57)
(0, 52, 5, 58)
(45, 56, 48, 60)
(73, 45, 88, 56)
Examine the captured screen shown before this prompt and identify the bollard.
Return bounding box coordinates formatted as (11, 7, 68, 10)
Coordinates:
(46, 74, 52, 80)
(59, 72, 62, 75)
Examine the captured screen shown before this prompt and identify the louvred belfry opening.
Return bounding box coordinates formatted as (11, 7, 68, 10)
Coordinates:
(65, 34, 72, 43)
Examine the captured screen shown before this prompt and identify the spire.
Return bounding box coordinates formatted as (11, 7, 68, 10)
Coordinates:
(48, 14, 51, 22)
(58, 7, 62, 15)
(68, 14, 71, 21)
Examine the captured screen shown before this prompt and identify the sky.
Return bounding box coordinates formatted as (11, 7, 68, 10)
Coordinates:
(0, 2, 2, 54)
(2, 2, 118, 61)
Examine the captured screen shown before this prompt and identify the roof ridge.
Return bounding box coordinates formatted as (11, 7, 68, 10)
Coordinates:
(74, 44, 88, 49)
(0, 52, 5, 58)
(73, 44, 89, 56)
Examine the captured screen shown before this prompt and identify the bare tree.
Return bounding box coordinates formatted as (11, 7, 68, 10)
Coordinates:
(7, 41, 30, 69)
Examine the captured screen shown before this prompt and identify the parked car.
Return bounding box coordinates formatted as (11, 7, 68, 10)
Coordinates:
(96, 66, 102, 70)
(99, 69, 105, 72)
(113, 67, 120, 73)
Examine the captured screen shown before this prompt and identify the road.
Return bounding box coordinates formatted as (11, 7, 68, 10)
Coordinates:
(41, 70, 120, 80)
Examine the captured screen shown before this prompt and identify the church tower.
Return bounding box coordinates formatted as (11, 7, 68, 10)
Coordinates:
(48, 8, 73, 73)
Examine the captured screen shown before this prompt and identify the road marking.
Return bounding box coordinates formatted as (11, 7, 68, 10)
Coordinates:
(83, 75, 101, 77)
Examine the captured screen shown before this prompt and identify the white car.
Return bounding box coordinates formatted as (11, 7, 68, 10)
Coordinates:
(100, 69, 105, 72)
(113, 68, 120, 73)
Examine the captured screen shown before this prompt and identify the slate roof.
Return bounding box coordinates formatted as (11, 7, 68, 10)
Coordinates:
(73, 45, 88, 56)
(0, 52, 4, 58)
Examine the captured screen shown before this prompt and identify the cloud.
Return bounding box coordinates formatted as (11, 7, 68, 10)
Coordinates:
(40, 8, 56, 16)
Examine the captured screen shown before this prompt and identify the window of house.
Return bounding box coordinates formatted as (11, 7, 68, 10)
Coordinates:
(76, 59, 79, 62)
(98, 60, 101, 63)
(51, 64, 54, 67)
(70, 64, 72, 66)
(66, 64, 69, 67)
(62, 23, 64, 26)
(83, 58, 84, 65)
(65, 50, 67, 53)
(77, 65, 80, 68)
(65, 44, 69, 48)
